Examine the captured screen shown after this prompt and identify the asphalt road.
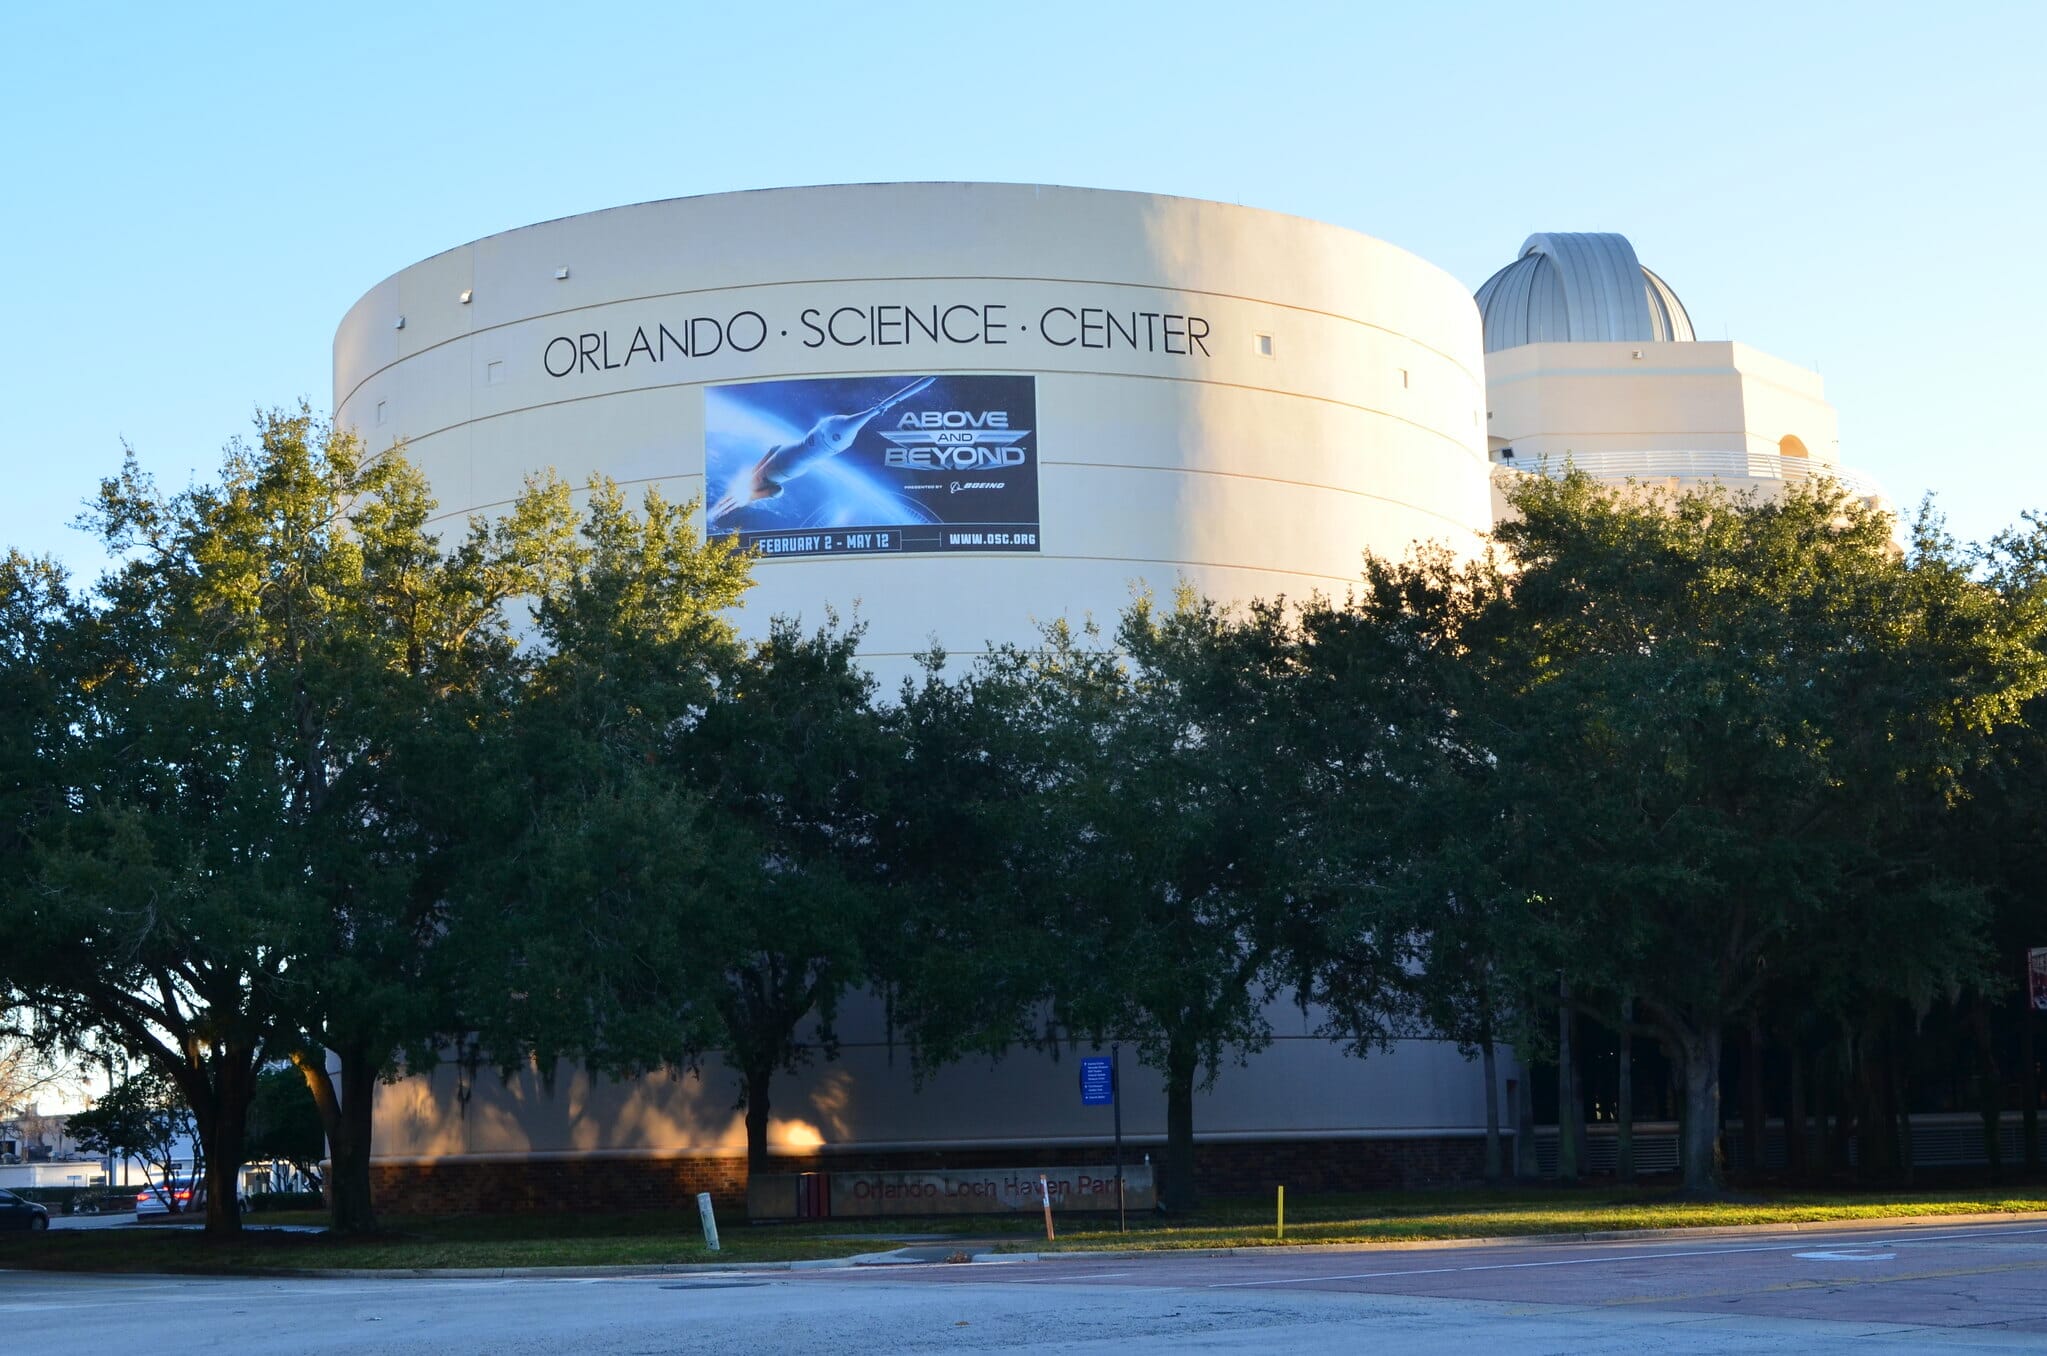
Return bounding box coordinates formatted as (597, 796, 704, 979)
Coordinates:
(4, 1219, 2046, 1353)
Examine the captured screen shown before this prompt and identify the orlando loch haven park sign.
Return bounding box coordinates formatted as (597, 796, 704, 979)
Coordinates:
(748, 1165, 1156, 1220)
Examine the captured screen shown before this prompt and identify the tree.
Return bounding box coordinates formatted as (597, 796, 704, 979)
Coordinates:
(246, 1066, 327, 1192)
(0, 556, 82, 1129)
(230, 416, 575, 1235)
(493, 612, 889, 1179)
(66, 1070, 197, 1211)
(1288, 549, 1518, 1183)
(874, 649, 1067, 1078)
(1, 410, 574, 1235)
(455, 480, 754, 1151)
(1934, 513, 2047, 1177)
(7, 489, 297, 1233)
(0, 1028, 73, 1122)
(1470, 474, 2044, 1192)
(688, 617, 891, 1175)
(988, 595, 1299, 1211)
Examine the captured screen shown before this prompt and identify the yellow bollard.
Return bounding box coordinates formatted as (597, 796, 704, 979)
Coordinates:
(1277, 1184, 1285, 1241)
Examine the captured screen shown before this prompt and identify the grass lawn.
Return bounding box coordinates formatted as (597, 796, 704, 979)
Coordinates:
(0, 1211, 871, 1274)
(3, 1185, 2044, 1274)
(1013, 1185, 2047, 1253)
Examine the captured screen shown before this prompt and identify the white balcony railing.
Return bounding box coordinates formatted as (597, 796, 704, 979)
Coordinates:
(1497, 449, 1885, 501)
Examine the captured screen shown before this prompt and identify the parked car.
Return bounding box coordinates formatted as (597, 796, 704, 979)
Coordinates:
(0, 1189, 51, 1232)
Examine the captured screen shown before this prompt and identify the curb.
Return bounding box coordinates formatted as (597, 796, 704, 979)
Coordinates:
(299, 1245, 979, 1278)
(298, 1256, 865, 1279)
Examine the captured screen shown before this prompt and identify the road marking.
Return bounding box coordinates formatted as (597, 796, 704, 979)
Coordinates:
(1208, 1242, 1805, 1288)
(995, 1271, 1140, 1284)
(1590, 1257, 2047, 1312)
(1203, 1224, 2047, 1290)
(1794, 1250, 1895, 1261)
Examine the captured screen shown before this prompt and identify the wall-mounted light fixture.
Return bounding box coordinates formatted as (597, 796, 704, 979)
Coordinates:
(555, 267, 570, 280)
(459, 289, 473, 304)
(394, 316, 406, 330)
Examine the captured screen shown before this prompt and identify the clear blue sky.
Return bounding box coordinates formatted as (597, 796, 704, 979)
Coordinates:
(5, 1, 2042, 576)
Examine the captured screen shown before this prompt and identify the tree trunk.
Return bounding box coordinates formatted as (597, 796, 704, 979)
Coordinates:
(1892, 1023, 1916, 1188)
(1556, 984, 1579, 1183)
(1670, 1054, 1687, 1184)
(1833, 1042, 1859, 1175)
(1513, 1055, 1538, 1181)
(1812, 1044, 1832, 1175)
(2022, 989, 2040, 1173)
(743, 1063, 775, 1181)
(194, 1053, 258, 1236)
(1786, 1045, 1808, 1178)
(1742, 1017, 1768, 1176)
(1854, 1021, 1889, 1181)
(1616, 995, 1635, 1184)
(1837, 1099, 1859, 1175)
(1971, 995, 2004, 1183)
(1678, 1027, 1723, 1195)
(1162, 1039, 1198, 1212)
(1481, 1035, 1502, 1185)
(293, 1048, 378, 1234)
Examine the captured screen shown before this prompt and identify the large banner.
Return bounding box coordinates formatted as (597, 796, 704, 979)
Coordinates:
(705, 374, 1040, 558)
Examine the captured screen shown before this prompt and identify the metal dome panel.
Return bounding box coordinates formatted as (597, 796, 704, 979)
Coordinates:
(1475, 233, 1694, 352)
(1642, 266, 1695, 343)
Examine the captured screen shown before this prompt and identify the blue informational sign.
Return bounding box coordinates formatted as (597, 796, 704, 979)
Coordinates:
(1079, 1056, 1114, 1106)
(704, 373, 1041, 559)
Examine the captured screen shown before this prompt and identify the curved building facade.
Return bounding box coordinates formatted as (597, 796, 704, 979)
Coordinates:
(333, 185, 1505, 1213)
(334, 183, 1492, 676)
(331, 198, 1883, 1213)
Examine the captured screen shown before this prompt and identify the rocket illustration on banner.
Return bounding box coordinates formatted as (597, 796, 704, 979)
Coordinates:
(710, 376, 935, 524)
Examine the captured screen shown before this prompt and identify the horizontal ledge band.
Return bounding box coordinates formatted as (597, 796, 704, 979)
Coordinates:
(367, 1127, 1507, 1167)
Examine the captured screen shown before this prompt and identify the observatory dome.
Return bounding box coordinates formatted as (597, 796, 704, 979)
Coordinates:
(1474, 232, 1693, 354)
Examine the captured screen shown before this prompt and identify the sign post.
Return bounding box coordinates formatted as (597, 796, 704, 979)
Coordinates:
(696, 1191, 720, 1252)
(1112, 1044, 1125, 1232)
(1079, 1048, 1125, 1231)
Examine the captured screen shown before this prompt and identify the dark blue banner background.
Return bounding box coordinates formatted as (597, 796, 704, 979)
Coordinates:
(705, 374, 1040, 557)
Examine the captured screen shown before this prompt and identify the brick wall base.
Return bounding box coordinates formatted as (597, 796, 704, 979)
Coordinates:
(369, 1135, 1489, 1218)
(368, 1155, 755, 1218)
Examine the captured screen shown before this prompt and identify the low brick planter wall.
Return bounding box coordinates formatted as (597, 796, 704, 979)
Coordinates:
(368, 1154, 753, 1216)
(369, 1134, 1488, 1217)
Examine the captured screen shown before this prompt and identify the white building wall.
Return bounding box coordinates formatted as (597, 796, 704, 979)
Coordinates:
(1484, 340, 1839, 469)
(372, 993, 1498, 1166)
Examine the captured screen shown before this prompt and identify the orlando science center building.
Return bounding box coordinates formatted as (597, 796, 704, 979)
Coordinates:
(333, 184, 1875, 1215)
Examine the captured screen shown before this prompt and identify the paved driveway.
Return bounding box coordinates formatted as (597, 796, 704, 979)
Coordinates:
(48, 1212, 139, 1231)
(2, 1218, 2044, 1353)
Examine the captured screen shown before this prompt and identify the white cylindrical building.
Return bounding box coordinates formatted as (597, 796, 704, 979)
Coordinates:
(334, 184, 1503, 1212)
(335, 183, 1491, 676)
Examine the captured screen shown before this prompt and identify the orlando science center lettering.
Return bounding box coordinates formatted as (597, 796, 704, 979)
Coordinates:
(541, 298, 1217, 377)
(541, 295, 1218, 560)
